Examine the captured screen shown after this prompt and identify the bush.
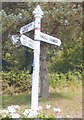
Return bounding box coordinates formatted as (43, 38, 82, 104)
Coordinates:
(48, 71, 82, 90)
(49, 73, 66, 88)
(1, 70, 82, 95)
(2, 70, 32, 95)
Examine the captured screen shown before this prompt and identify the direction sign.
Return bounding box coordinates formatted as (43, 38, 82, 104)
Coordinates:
(40, 32, 61, 46)
(11, 34, 20, 45)
(20, 21, 35, 34)
(20, 34, 34, 49)
(11, 5, 63, 117)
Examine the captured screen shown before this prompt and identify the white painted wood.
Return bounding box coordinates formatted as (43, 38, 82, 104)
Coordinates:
(20, 34, 34, 49)
(20, 21, 35, 34)
(40, 32, 61, 46)
(31, 5, 43, 111)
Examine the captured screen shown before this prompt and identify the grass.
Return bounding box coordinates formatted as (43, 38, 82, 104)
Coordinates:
(1, 85, 82, 118)
(2, 91, 75, 108)
(50, 91, 75, 99)
(0, 96, 2, 109)
(2, 93, 31, 108)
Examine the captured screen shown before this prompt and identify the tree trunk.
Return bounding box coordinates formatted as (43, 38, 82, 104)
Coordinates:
(40, 42, 49, 98)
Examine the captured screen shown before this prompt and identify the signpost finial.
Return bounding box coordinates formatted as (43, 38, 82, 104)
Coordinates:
(33, 5, 44, 17)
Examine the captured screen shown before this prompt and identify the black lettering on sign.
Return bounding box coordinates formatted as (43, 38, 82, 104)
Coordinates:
(22, 23, 32, 32)
(24, 27, 28, 31)
(23, 37, 27, 44)
(41, 35, 48, 40)
(29, 43, 32, 47)
(49, 38, 58, 43)
(28, 23, 32, 27)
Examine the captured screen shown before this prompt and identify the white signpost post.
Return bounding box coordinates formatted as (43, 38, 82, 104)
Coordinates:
(11, 5, 62, 117)
(31, 5, 43, 112)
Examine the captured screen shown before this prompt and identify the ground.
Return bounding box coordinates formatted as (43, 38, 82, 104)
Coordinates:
(1, 85, 82, 118)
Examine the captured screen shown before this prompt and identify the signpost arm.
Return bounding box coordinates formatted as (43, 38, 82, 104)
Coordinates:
(31, 5, 43, 110)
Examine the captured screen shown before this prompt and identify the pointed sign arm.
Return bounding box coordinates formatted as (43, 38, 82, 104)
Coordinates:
(40, 32, 61, 46)
(20, 34, 34, 49)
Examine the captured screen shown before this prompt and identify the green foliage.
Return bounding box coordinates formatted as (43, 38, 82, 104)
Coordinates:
(1, 2, 83, 73)
(2, 70, 82, 95)
(49, 71, 82, 89)
(48, 37, 82, 73)
(37, 113, 55, 119)
(2, 70, 32, 95)
(2, 42, 33, 71)
(1, 3, 83, 96)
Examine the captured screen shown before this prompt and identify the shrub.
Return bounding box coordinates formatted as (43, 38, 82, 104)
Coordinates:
(48, 71, 82, 91)
(2, 70, 32, 95)
(1, 70, 82, 95)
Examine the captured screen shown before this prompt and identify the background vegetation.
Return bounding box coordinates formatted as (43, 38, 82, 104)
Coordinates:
(1, 2, 83, 95)
(1, 70, 82, 95)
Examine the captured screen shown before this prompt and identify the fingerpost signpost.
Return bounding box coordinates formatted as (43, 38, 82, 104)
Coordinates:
(31, 5, 43, 111)
(11, 5, 61, 117)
